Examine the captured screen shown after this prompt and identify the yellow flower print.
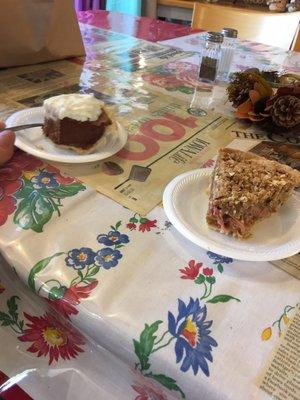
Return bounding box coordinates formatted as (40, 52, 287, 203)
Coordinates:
(23, 171, 38, 181)
(283, 314, 290, 326)
(261, 304, 297, 342)
(261, 327, 272, 341)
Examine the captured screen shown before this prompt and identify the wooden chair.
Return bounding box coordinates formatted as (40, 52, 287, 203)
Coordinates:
(192, 2, 300, 50)
(157, 0, 195, 21)
(158, 0, 194, 8)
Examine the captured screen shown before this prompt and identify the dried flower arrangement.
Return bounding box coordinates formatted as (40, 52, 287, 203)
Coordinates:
(227, 70, 300, 133)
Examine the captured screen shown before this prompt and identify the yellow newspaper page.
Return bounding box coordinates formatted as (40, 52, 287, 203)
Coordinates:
(0, 60, 83, 119)
(59, 99, 239, 214)
(271, 255, 300, 281)
(258, 305, 300, 400)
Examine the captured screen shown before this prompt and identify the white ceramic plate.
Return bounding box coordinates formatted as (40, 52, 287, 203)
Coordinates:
(6, 107, 128, 164)
(163, 169, 300, 261)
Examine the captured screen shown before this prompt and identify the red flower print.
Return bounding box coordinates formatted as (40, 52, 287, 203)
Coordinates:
(142, 73, 183, 89)
(131, 370, 170, 400)
(177, 65, 198, 84)
(203, 267, 213, 276)
(49, 281, 98, 319)
(139, 219, 157, 232)
(132, 383, 168, 400)
(187, 37, 201, 46)
(202, 159, 215, 168)
(180, 260, 202, 280)
(0, 176, 23, 226)
(18, 312, 85, 364)
(0, 150, 43, 227)
(0, 164, 21, 182)
(0, 280, 5, 294)
(0, 196, 17, 226)
(11, 150, 43, 172)
(126, 222, 137, 231)
(3, 180, 22, 195)
(46, 165, 75, 185)
(162, 61, 200, 85)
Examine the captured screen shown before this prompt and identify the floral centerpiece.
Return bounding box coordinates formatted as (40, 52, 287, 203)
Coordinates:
(227, 69, 300, 134)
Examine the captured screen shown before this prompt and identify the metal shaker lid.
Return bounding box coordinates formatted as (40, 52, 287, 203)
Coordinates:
(221, 28, 238, 38)
(206, 31, 224, 43)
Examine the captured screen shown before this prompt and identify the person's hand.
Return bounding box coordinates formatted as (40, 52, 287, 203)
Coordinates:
(0, 122, 15, 165)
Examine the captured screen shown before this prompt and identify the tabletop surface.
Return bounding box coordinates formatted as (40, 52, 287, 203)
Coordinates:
(0, 10, 299, 400)
(77, 10, 199, 42)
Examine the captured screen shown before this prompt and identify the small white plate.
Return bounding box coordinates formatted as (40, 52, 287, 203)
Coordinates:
(163, 169, 300, 261)
(6, 107, 128, 164)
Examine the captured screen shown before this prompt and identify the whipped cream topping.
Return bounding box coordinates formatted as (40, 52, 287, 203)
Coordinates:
(43, 93, 104, 122)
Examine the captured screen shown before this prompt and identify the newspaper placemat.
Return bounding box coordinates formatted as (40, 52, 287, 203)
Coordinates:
(250, 140, 300, 280)
(257, 304, 300, 400)
(0, 60, 83, 119)
(271, 255, 300, 281)
(231, 128, 300, 146)
(58, 103, 240, 215)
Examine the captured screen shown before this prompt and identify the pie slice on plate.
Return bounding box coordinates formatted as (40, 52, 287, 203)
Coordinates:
(206, 148, 300, 239)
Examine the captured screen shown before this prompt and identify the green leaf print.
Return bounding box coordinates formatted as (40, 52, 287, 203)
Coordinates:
(46, 182, 85, 199)
(146, 372, 185, 399)
(0, 312, 12, 326)
(134, 320, 163, 371)
(13, 180, 34, 199)
(115, 221, 122, 230)
(217, 263, 224, 273)
(7, 296, 20, 321)
(28, 253, 64, 292)
(13, 176, 85, 232)
(178, 85, 194, 94)
(0, 296, 24, 334)
(48, 286, 67, 301)
(133, 319, 186, 399)
(207, 295, 241, 304)
(77, 270, 84, 281)
(139, 218, 148, 224)
(134, 340, 150, 371)
(206, 276, 216, 285)
(13, 192, 54, 233)
(195, 274, 205, 284)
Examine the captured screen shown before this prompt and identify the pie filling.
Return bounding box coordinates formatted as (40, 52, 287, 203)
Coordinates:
(206, 205, 272, 239)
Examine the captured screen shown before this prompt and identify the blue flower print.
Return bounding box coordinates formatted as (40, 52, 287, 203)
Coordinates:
(97, 231, 129, 246)
(168, 298, 217, 377)
(94, 248, 122, 269)
(31, 171, 59, 189)
(207, 252, 233, 264)
(65, 247, 96, 270)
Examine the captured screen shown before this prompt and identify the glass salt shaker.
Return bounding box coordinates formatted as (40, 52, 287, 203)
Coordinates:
(199, 31, 223, 84)
(218, 28, 238, 81)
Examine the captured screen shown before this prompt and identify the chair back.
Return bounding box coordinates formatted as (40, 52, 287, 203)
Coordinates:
(192, 3, 300, 50)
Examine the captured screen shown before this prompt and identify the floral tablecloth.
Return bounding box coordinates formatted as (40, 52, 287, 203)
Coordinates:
(0, 14, 300, 400)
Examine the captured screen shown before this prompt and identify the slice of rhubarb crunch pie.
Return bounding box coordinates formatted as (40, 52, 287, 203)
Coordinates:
(206, 148, 300, 239)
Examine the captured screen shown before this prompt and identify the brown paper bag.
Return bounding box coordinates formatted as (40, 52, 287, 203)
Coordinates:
(0, 0, 85, 68)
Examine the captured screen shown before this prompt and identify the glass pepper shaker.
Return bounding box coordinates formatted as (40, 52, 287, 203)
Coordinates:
(218, 28, 238, 81)
(199, 31, 223, 84)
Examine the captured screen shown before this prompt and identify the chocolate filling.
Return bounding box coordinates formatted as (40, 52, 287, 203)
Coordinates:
(43, 109, 111, 149)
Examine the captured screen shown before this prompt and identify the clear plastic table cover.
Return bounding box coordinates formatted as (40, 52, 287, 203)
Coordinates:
(0, 254, 179, 400)
(0, 12, 300, 400)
